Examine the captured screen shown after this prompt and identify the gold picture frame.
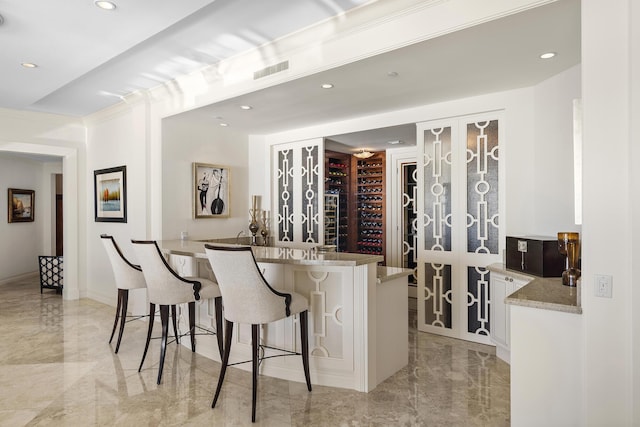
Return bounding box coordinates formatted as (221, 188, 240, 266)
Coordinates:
(8, 188, 35, 223)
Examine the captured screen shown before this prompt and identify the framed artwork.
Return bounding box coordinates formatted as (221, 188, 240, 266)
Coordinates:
(94, 165, 127, 223)
(8, 188, 35, 223)
(193, 163, 229, 218)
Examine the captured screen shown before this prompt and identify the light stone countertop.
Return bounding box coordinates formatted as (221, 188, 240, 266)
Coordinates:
(376, 266, 413, 283)
(488, 263, 582, 314)
(159, 240, 384, 266)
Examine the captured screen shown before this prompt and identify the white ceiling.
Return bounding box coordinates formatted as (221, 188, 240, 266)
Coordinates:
(0, 0, 370, 116)
(0, 0, 580, 151)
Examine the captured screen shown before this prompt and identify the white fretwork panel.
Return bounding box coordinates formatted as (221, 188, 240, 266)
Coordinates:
(277, 148, 295, 241)
(422, 262, 452, 330)
(467, 266, 490, 337)
(273, 139, 322, 245)
(417, 114, 502, 345)
(423, 126, 452, 251)
(169, 254, 196, 277)
(466, 120, 500, 254)
(402, 163, 418, 283)
(301, 145, 320, 243)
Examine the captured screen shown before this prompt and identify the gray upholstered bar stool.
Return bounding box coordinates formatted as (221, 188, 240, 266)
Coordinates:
(100, 234, 150, 354)
(132, 239, 224, 385)
(204, 244, 312, 423)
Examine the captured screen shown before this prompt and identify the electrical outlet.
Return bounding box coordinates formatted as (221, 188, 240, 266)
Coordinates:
(517, 240, 527, 252)
(594, 274, 613, 298)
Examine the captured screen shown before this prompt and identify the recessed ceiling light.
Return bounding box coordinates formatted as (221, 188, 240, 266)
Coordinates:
(240, 105, 252, 110)
(321, 83, 334, 89)
(219, 123, 228, 127)
(387, 71, 399, 77)
(21, 62, 38, 68)
(95, 1, 117, 10)
(540, 52, 556, 59)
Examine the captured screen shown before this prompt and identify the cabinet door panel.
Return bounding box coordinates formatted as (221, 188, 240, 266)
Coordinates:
(490, 273, 509, 348)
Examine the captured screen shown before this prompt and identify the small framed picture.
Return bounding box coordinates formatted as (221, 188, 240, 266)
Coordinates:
(193, 163, 230, 218)
(94, 165, 127, 223)
(8, 188, 35, 223)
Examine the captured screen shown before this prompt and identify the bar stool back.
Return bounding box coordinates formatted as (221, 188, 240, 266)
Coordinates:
(204, 244, 312, 423)
(132, 239, 223, 384)
(100, 234, 147, 353)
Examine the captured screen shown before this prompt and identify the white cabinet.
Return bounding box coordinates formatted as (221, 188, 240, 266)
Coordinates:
(489, 270, 530, 364)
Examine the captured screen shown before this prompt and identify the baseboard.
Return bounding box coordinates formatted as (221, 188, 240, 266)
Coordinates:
(0, 271, 38, 286)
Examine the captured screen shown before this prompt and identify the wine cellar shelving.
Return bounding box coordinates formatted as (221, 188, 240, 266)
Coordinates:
(324, 150, 386, 262)
(353, 153, 385, 260)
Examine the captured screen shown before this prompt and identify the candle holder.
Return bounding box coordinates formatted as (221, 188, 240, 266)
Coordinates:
(558, 232, 581, 287)
(249, 209, 261, 246)
(260, 211, 270, 246)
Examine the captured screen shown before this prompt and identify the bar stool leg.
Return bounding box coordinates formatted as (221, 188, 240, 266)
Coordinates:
(109, 289, 124, 344)
(212, 320, 234, 408)
(114, 289, 129, 353)
(188, 301, 196, 352)
(139, 303, 155, 372)
(171, 305, 179, 344)
(251, 324, 260, 422)
(158, 305, 170, 384)
(300, 310, 312, 391)
(214, 297, 224, 357)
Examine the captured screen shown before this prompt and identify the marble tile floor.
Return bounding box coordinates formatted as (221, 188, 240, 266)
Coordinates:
(0, 276, 510, 426)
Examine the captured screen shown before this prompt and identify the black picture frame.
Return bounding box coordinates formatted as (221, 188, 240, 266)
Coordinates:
(8, 188, 35, 223)
(94, 165, 127, 223)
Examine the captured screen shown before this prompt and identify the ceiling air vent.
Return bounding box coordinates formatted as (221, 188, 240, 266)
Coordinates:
(253, 60, 289, 80)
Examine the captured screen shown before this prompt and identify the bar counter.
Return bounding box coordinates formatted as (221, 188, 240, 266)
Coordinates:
(157, 240, 409, 393)
(159, 239, 384, 266)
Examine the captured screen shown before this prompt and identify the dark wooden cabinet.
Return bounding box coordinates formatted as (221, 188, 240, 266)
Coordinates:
(325, 150, 386, 262)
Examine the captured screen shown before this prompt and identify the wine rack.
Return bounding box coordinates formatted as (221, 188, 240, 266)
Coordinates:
(324, 194, 339, 247)
(353, 153, 386, 261)
(324, 151, 350, 252)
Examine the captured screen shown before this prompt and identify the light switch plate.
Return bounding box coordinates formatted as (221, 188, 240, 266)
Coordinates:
(594, 274, 613, 298)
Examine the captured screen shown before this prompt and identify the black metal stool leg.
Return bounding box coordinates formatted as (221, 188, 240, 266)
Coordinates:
(109, 289, 123, 344)
(215, 297, 224, 358)
(158, 305, 170, 384)
(171, 305, 179, 344)
(139, 303, 155, 372)
(212, 320, 234, 408)
(252, 324, 259, 422)
(188, 301, 196, 352)
(300, 311, 312, 391)
(114, 289, 129, 353)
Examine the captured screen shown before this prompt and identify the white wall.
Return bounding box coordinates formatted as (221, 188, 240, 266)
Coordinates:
(85, 103, 149, 305)
(0, 155, 55, 281)
(582, 1, 636, 424)
(533, 64, 582, 236)
(161, 114, 250, 240)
